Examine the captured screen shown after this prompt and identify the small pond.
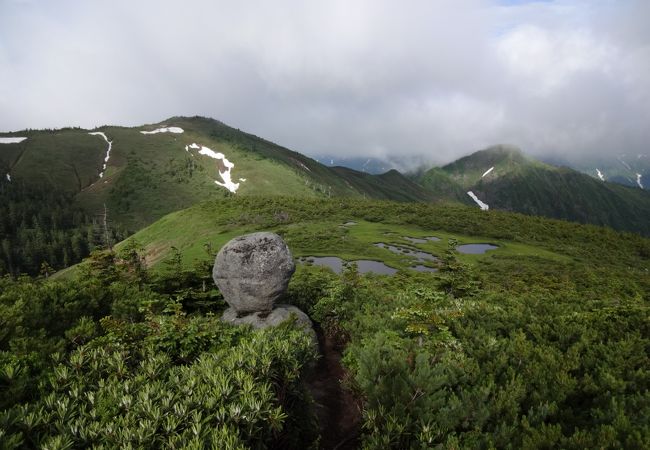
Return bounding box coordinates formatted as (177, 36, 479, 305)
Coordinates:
(343, 221, 357, 226)
(457, 243, 498, 254)
(356, 260, 398, 275)
(403, 236, 440, 244)
(298, 256, 397, 275)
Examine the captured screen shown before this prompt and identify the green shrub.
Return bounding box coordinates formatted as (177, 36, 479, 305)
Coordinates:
(0, 315, 319, 449)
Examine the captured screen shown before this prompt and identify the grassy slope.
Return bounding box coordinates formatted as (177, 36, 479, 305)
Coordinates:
(74, 123, 322, 231)
(0, 130, 105, 192)
(104, 197, 649, 294)
(413, 167, 470, 204)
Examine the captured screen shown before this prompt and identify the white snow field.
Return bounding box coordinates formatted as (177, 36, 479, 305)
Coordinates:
(467, 191, 489, 210)
(140, 127, 184, 135)
(0, 137, 27, 144)
(88, 132, 112, 178)
(482, 167, 494, 177)
(188, 143, 240, 193)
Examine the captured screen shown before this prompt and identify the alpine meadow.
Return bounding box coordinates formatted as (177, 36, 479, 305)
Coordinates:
(1, 1, 650, 449)
(1, 116, 648, 449)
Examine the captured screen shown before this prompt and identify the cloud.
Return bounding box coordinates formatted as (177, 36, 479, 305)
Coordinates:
(0, 0, 648, 167)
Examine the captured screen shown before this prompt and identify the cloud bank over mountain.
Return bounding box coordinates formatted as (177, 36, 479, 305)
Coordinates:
(1, 0, 648, 167)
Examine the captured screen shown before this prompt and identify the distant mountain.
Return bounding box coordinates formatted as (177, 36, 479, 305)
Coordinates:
(415, 145, 650, 235)
(543, 153, 650, 190)
(0, 116, 440, 232)
(313, 155, 397, 174)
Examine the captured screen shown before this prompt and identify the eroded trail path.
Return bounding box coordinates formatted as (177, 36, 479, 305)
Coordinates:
(307, 326, 362, 450)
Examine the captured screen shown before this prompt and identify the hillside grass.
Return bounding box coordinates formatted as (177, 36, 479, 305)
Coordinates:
(0, 131, 105, 192)
(106, 197, 648, 292)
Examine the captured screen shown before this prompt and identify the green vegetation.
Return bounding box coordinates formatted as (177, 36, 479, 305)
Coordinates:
(312, 268, 648, 448)
(1, 121, 650, 448)
(479, 166, 650, 235)
(1, 246, 318, 449)
(0, 181, 127, 276)
(3, 196, 636, 448)
(4, 120, 650, 280)
(2, 117, 446, 275)
(3, 117, 439, 236)
(109, 196, 649, 274)
(415, 145, 650, 235)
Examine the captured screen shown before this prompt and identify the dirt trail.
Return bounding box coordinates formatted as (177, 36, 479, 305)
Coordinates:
(307, 325, 362, 450)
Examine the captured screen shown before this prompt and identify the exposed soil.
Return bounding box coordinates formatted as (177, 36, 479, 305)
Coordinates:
(307, 325, 362, 449)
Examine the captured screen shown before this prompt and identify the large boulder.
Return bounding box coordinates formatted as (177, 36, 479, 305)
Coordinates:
(213, 232, 295, 314)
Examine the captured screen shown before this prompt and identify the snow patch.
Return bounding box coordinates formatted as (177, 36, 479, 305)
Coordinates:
(89, 132, 112, 178)
(467, 191, 489, 211)
(6, 173, 10, 182)
(0, 137, 27, 144)
(239, 178, 247, 182)
(596, 169, 605, 181)
(188, 143, 240, 193)
(482, 166, 494, 178)
(618, 157, 632, 171)
(140, 127, 184, 135)
(636, 173, 644, 189)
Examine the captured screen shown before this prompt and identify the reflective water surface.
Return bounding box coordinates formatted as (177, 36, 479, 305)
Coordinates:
(457, 243, 498, 254)
(298, 256, 398, 275)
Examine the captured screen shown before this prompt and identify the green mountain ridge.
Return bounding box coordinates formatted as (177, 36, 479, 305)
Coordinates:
(414, 145, 650, 235)
(1, 116, 441, 233)
(3, 118, 650, 277)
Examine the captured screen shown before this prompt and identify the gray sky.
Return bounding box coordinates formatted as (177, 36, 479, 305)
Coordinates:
(1, 0, 648, 166)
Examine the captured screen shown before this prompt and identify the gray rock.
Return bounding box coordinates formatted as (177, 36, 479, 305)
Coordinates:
(221, 304, 317, 344)
(213, 232, 295, 314)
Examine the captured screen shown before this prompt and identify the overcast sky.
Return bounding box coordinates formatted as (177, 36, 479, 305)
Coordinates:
(1, 0, 648, 166)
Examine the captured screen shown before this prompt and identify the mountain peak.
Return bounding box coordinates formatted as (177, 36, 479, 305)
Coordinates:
(438, 144, 534, 189)
(452, 144, 528, 168)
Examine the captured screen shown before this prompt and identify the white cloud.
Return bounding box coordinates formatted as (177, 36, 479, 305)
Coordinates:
(0, 0, 648, 167)
(496, 25, 616, 96)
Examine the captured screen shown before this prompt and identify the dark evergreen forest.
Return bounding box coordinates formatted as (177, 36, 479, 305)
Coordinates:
(0, 181, 125, 276)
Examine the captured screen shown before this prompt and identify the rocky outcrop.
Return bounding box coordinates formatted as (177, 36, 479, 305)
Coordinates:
(214, 232, 315, 341)
(221, 304, 317, 342)
(213, 232, 295, 314)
